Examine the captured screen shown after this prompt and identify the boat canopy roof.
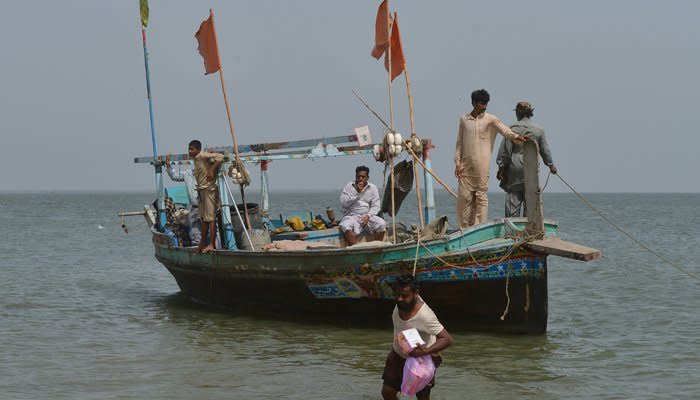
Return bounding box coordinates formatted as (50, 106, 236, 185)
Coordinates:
(134, 128, 375, 164)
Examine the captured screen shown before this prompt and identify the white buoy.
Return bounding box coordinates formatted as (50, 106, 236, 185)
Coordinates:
(373, 144, 383, 161)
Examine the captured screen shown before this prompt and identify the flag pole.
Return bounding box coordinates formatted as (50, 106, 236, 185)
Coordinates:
(139, 2, 166, 231)
(208, 9, 252, 230)
(386, 2, 397, 244)
(402, 58, 425, 229)
(386, 2, 395, 130)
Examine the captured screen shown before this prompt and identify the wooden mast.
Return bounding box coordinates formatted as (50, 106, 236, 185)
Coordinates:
(398, 18, 425, 230)
(386, 1, 397, 243)
(208, 9, 252, 231)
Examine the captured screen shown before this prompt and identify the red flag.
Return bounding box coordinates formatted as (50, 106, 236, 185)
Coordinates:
(371, 0, 391, 59)
(384, 13, 405, 81)
(195, 10, 221, 75)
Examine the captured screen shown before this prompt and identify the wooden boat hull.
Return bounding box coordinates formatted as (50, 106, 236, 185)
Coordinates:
(152, 220, 551, 333)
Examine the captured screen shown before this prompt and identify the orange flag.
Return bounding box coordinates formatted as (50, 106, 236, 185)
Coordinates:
(371, 0, 391, 59)
(384, 13, 405, 81)
(195, 10, 221, 75)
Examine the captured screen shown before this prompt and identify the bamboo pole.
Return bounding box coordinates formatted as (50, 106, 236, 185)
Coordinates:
(406, 145, 458, 199)
(386, 1, 396, 243)
(402, 60, 424, 229)
(412, 150, 424, 230)
(387, 0, 394, 129)
(140, 21, 166, 231)
(352, 89, 457, 199)
(209, 9, 252, 229)
(389, 154, 397, 243)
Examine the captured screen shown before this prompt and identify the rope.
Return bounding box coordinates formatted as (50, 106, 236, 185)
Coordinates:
(221, 177, 255, 250)
(500, 272, 511, 320)
(413, 232, 537, 322)
(416, 234, 532, 271)
(556, 174, 700, 283)
(405, 145, 458, 199)
(542, 171, 551, 192)
(390, 156, 397, 244)
(416, 237, 522, 321)
(412, 232, 421, 276)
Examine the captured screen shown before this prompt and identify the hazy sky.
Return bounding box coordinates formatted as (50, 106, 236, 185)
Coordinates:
(1, 1, 698, 192)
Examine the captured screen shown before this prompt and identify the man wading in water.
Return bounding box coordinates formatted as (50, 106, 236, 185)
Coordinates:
(381, 275, 453, 400)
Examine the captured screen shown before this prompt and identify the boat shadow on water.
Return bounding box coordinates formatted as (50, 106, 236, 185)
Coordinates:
(157, 291, 394, 331)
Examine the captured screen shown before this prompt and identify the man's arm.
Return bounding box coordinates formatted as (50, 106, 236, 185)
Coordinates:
(367, 184, 381, 216)
(496, 138, 511, 181)
(199, 151, 224, 180)
(165, 153, 185, 182)
(410, 329, 454, 357)
(454, 119, 464, 178)
(493, 117, 526, 144)
(537, 132, 557, 174)
(340, 182, 358, 209)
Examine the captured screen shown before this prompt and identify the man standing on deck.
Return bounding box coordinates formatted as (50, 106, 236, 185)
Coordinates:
(381, 274, 453, 400)
(496, 101, 557, 217)
(189, 140, 224, 253)
(165, 153, 202, 246)
(339, 165, 386, 246)
(454, 89, 527, 228)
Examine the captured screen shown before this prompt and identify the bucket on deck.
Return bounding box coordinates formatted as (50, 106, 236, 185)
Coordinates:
(235, 228, 271, 251)
(231, 203, 262, 231)
(230, 203, 269, 250)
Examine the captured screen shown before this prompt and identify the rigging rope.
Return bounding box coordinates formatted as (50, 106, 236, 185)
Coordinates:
(414, 235, 531, 321)
(412, 232, 421, 276)
(542, 171, 552, 192)
(556, 173, 700, 283)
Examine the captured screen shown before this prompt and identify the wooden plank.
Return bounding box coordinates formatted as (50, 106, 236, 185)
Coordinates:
(525, 237, 602, 261)
(523, 139, 544, 239)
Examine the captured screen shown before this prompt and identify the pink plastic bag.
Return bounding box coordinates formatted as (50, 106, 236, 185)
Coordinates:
(401, 355, 436, 396)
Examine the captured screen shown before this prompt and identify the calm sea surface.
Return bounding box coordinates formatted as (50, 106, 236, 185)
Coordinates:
(1, 192, 698, 399)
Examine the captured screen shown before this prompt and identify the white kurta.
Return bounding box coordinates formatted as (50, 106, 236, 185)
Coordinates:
(454, 112, 518, 228)
(339, 181, 385, 235)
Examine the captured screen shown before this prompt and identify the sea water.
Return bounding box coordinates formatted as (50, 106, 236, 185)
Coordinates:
(1, 192, 698, 399)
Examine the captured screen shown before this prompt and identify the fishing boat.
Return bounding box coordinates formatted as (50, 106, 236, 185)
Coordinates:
(123, 130, 600, 334)
(124, 3, 600, 334)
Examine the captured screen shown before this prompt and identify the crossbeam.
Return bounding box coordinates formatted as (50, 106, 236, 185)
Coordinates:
(134, 134, 367, 164)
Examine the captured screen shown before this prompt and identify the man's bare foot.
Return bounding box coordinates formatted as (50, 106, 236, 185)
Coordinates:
(202, 245, 215, 254)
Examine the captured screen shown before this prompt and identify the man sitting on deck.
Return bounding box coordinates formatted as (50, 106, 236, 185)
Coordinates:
(339, 165, 386, 246)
